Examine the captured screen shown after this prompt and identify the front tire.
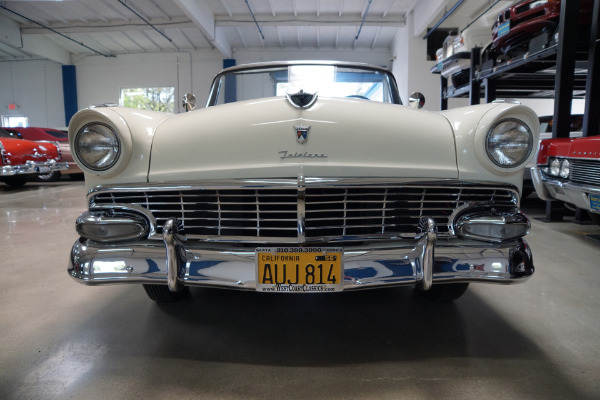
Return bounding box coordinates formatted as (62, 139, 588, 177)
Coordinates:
(417, 283, 469, 302)
(143, 284, 189, 302)
(2, 177, 30, 187)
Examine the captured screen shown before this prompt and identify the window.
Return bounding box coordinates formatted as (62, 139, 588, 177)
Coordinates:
(119, 87, 175, 113)
(2, 115, 28, 127)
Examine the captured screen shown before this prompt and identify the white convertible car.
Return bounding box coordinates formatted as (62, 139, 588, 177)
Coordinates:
(68, 61, 538, 302)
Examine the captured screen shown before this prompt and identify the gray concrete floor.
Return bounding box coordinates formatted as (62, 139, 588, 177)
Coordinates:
(1, 179, 600, 399)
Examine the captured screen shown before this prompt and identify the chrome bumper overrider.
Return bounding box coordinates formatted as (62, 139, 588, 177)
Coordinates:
(531, 167, 600, 213)
(0, 160, 69, 176)
(69, 217, 534, 291)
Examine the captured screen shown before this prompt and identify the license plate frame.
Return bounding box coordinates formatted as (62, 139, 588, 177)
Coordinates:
(498, 20, 510, 38)
(256, 247, 343, 293)
(590, 194, 600, 213)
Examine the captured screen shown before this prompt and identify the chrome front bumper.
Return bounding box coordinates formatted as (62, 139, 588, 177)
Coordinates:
(531, 167, 600, 213)
(69, 219, 534, 292)
(0, 160, 69, 176)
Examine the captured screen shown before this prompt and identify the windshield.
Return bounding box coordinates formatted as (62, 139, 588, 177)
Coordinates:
(0, 128, 22, 139)
(207, 64, 400, 107)
(45, 130, 69, 139)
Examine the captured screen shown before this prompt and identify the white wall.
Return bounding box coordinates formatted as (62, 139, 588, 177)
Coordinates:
(0, 60, 65, 128)
(391, 11, 441, 109)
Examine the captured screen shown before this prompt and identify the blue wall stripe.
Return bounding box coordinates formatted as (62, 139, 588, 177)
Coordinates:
(62, 65, 78, 126)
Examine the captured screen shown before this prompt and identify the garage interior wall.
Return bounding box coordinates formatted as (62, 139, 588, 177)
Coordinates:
(0, 49, 395, 128)
(0, 60, 65, 128)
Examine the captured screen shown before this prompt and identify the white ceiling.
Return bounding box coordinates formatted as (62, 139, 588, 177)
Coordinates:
(0, 0, 494, 63)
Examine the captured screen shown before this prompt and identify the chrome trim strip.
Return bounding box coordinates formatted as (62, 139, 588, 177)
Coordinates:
(530, 167, 551, 201)
(0, 160, 68, 176)
(86, 178, 521, 198)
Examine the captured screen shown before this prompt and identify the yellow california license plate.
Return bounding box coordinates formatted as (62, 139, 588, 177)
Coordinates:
(256, 247, 343, 293)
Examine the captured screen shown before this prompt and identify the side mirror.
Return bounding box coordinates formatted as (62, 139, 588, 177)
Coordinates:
(408, 92, 425, 109)
(182, 93, 197, 112)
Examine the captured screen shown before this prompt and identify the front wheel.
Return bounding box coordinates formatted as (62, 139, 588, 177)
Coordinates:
(417, 283, 469, 302)
(143, 284, 189, 302)
(36, 171, 61, 182)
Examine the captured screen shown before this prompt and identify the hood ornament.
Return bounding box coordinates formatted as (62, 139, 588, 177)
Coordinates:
(286, 90, 318, 109)
(293, 124, 310, 144)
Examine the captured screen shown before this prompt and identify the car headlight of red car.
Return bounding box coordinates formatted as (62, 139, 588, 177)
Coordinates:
(547, 158, 570, 179)
(74, 123, 121, 171)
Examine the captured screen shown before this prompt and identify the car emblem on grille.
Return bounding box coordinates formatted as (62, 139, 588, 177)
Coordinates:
(286, 90, 318, 109)
(294, 124, 310, 143)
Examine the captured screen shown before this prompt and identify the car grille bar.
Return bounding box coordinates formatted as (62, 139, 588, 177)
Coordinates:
(90, 181, 518, 242)
(570, 159, 600, 187)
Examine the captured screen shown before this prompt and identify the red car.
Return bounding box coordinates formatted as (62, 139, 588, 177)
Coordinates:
(3, 126, 83, 181)
(0, 128, 69, 187)
(531, 135, 600, 224)
(491, 0, 592, 57)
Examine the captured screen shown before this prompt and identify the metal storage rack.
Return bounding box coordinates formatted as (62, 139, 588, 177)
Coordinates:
(433, 0, 600, 222)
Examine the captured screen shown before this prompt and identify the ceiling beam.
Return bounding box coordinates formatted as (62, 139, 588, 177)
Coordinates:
(0, 14, 22, 48)
(173, 0, 231, 57)
(21, 34, 71, 64)
(20, 17, 196, 35)
(214, 14, 406, 27)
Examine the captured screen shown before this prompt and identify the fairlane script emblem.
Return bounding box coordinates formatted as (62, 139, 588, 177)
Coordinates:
(294, 124, 310, 143)
(278, 151, 328, 160)
(286, 90, 318, 109)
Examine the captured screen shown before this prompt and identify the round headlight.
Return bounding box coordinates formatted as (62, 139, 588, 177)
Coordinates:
(486, 119, 533, 168)
(550, 158, 560, 176)
(559, 159, 570, 178)
(75, 123, 120, 171)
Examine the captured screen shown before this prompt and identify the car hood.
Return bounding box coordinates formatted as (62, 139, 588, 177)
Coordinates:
(0, 137, 58, 165)
(148, 97, 458, 182)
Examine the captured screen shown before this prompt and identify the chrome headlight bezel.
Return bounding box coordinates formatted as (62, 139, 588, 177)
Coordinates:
(486, 118, 533, 168)
(74, 123, 121, 171)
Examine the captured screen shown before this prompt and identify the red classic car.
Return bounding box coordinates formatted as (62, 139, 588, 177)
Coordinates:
(3, 126, 82, 181)
(491, 0, 592, 58)
(0, 128, 69, 187)
(531, 135, 600, 223)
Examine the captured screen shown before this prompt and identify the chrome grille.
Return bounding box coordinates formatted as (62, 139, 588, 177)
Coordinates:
(570, 159, 600, 187)
(91, 184, 517, 241)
